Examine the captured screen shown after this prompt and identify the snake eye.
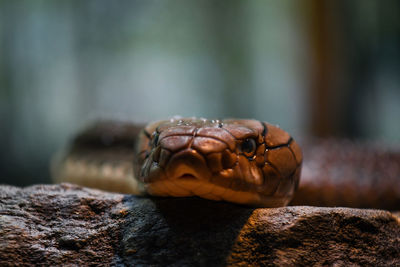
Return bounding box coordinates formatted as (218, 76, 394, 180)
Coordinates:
(240, 138, 257, 157)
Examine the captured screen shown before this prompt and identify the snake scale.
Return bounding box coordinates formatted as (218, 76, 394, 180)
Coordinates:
(53, 117, 400, 210)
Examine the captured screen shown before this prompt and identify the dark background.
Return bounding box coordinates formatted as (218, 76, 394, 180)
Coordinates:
(1, 0, 399, 187)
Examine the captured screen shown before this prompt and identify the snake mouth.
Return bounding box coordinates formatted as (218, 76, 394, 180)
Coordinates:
(178, 174, 197, 180)
(145, 178, 292, 207)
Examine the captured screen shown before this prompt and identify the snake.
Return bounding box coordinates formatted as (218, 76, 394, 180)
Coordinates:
(52, 117, 302, 207)
(53, 117, 400, 210)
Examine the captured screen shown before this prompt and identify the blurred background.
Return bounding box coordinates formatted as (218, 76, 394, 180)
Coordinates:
(1, 0, 399, 187)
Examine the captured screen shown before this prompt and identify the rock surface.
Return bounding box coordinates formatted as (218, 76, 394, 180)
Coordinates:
(1, 184, 399, 266)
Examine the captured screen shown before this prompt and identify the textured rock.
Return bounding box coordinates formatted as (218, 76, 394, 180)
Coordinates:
(0, 184, 124, 266)
(1, 184, 399, 266)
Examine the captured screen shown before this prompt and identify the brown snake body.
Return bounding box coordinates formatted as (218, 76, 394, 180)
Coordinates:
(53, 117, 400, 210)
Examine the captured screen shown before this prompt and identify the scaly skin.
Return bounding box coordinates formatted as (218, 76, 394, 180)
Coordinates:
(53, 117, 302, 207)
(135, 117, 302, 207)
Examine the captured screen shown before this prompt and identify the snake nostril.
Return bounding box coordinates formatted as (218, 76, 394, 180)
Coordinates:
(165, 149, 211, 179)
(221, 149, 236, 169)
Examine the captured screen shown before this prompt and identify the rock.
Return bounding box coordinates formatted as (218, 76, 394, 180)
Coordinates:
(0, 184, 124, 266)
(1, 184, 399, 266)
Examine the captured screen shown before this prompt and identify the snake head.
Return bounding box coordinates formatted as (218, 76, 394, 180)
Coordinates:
(135, 117, 302, 207)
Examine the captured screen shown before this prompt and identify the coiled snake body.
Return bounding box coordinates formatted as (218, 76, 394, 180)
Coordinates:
(53, 117, 400, 210)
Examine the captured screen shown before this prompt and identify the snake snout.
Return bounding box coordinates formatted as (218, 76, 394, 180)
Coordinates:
(165, 149, 212, 180)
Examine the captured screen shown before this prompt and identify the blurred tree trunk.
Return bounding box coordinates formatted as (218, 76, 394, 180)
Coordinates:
(306, 0, 346, 137)
(306, 0, 400, 139)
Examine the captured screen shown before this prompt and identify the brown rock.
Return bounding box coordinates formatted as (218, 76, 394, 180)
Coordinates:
(1, 184, 399, 266)
(0, 184, 125, 266)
